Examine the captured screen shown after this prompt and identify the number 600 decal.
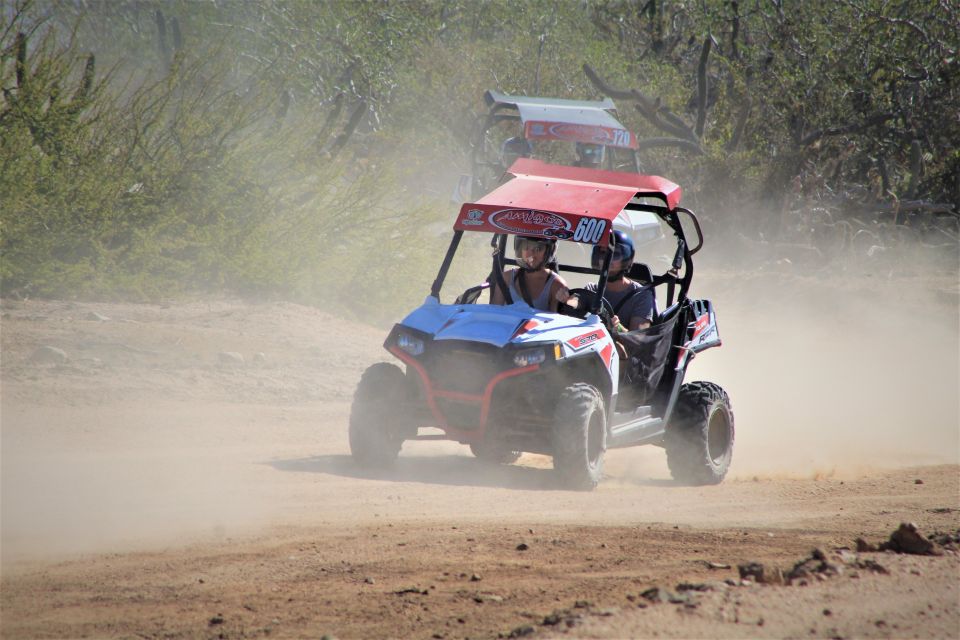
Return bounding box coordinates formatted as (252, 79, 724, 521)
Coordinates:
(572, 217, 607, 243)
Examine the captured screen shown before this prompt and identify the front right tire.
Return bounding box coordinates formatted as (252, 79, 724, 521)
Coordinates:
(349, 362, 410, 467)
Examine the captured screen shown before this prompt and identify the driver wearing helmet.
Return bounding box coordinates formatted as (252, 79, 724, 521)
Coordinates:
(585, 230, 654, 331)
(500, 136, 533, 171)
(575, 142, 605, 169)
(491, 235, 572, 312)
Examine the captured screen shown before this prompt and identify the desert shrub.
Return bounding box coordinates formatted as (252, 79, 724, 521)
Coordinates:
(1, 3, 449, 320)
(2, 0, 956, 318)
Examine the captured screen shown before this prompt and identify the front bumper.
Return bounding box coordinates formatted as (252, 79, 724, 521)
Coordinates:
(386, 326, 556, 445)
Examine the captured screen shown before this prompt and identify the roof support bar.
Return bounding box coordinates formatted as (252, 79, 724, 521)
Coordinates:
(431, 230, 463, 300)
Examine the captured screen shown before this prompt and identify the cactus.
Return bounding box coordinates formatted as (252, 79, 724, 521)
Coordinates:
(4, 31, 98, 158)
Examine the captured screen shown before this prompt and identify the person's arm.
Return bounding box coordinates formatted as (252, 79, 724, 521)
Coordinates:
(490, 270, 511, 305)
(625, 288, 655, 331)
(550, 274, 572, 312)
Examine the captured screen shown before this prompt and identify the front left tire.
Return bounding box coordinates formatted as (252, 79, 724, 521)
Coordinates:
(552, 383, 607, 490)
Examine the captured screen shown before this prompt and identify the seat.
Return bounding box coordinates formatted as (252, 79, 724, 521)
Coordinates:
(626, 262, 653, 284)
(455, 281, 490, 305)
(621, 262, 658, 321)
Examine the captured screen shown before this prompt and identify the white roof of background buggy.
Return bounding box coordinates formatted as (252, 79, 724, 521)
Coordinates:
(485, 90, 638, 149)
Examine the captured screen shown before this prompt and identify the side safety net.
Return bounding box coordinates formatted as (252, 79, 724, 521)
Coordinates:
(616, 313, 678, 404)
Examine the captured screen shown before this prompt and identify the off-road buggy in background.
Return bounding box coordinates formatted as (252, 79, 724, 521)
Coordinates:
(458, 91, 664, 269)
(351, 158, 734, 490)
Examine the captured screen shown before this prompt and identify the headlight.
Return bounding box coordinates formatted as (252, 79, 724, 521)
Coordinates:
(513, 348, 546, 367)
(397, 332, 424, 356)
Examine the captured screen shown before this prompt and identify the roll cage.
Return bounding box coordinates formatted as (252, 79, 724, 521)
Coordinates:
(433, 159, 703, 319)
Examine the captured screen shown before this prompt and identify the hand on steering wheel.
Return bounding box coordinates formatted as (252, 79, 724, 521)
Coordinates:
(563, 288, 615, 325)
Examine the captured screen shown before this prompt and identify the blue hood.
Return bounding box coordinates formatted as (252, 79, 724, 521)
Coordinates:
(399, 296, 593, 348)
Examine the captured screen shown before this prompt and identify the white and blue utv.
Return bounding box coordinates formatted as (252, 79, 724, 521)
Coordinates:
(350, 159, 733, 490)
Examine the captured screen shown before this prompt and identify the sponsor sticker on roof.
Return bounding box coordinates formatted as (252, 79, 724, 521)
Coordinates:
(489, 209, 574, 239)
(524, 121, 636, 149)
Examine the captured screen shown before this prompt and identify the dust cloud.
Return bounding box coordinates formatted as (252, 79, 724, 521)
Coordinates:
(677, 247, 959, 480)
(1, 398, 287, 567)
(2, 237, 957, 569)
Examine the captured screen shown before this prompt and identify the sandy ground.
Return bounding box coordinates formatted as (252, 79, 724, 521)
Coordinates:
(1, 269, 958, 639)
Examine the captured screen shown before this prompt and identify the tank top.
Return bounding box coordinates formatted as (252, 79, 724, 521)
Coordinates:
(507, 270, 557, 311)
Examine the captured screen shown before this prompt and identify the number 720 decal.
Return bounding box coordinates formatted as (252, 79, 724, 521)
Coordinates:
(572, 217, 608, 244)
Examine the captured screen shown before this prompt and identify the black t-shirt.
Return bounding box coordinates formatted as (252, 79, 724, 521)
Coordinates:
(585, 280, 655, 328)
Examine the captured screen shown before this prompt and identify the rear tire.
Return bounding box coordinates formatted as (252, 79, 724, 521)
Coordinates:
(469, 442, 522, 465)
(349, 362, 410, 467)
(665, 381, 734, 485)
(552, 383, 607, 490)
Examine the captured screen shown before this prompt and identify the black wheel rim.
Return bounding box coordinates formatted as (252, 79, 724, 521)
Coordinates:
(587, 410, 604, 466)
(707, 408, 730, 465)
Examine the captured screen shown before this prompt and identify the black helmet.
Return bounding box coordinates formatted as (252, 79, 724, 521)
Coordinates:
(591, 229, 635, 281)
(575, 142, 605, 168)
(514, 235, 556, 271)
(500, 136, 532, 169)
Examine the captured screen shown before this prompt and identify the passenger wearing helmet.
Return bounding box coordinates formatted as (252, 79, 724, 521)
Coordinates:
(490, 235, 572, 312)
(574, 142, 605, 169)
(585, 230, 655, 331)
(500, 136, 532, 171)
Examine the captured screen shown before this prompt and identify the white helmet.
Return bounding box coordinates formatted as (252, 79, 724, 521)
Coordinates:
(513, 235, 556, 271)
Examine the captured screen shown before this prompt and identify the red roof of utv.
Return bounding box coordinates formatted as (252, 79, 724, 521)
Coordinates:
(454, 159, 681, 247)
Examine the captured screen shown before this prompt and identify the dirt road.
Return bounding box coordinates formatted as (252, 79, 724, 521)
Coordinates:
(2, 278, 958, 638)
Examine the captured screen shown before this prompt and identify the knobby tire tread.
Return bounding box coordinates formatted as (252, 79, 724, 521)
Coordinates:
(349, 362, 407, 467)
(665, 380, 734, 485)
(553, 383, 606, 491)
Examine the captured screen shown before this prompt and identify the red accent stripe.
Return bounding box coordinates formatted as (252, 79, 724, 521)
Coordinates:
(599, 343, 613, 369)
(511, 318, 541, 340)
(566, 329, 607, 350)
(691, 314, 710, 339)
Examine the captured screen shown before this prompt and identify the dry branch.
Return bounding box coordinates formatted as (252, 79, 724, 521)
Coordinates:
(15, 31, 26, 88)
(695, 35, 714, 138)
(583, 63, 701, 149)
(154, 9, 169, 63)
(315, 92, 344, 148)
(838, 0, 933, 45)
(74, 54, 95, 103)
(729, 1, 741, 60)
(725, 95, 751, 152)
(582, 63, 632, 101)
(636, 137, 705, 155)
(330, 100, 367, 156)
(798, 112, 896, 147)
(871, 200, 956, 215)
(906, 139, 921, 199)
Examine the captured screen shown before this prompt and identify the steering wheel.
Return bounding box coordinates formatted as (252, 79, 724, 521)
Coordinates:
(563, 288, 615, 325)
